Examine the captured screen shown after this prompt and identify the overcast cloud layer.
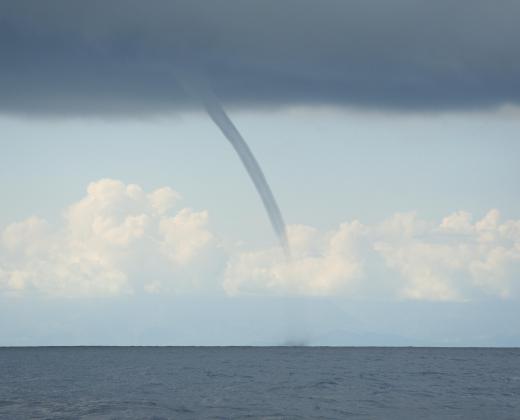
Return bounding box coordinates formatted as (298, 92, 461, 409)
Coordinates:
(1, 0, 520, 115)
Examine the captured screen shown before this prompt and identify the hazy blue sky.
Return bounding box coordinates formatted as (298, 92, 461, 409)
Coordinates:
(2, 108, 519, 238)
(1, 1, 519, 346)
(2, 107, 519, 345)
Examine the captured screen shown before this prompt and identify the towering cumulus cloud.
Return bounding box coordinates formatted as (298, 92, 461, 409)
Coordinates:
(0, 179, 223, 297)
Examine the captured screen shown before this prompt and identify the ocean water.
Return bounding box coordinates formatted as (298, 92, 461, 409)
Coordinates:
(0, 347, 519, 419)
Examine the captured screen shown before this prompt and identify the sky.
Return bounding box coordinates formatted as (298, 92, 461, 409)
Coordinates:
(1, 1, 519, 346)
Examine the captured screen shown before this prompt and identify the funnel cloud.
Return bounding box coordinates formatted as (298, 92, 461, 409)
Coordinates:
(180, 76, 289, 254)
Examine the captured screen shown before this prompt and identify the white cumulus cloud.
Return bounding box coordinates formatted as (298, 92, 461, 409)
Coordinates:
(1, 183, 519, 302)
(0, 179, 223, 297)
(225, 210, 520, 301)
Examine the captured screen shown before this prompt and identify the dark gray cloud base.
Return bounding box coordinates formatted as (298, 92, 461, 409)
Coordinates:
(1, 0, 519, 115)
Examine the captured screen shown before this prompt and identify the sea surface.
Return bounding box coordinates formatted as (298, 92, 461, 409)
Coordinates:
(0, 347, 519, 419)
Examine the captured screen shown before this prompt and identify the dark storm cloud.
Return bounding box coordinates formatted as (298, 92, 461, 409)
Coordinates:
(1, 0, 519, 115)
